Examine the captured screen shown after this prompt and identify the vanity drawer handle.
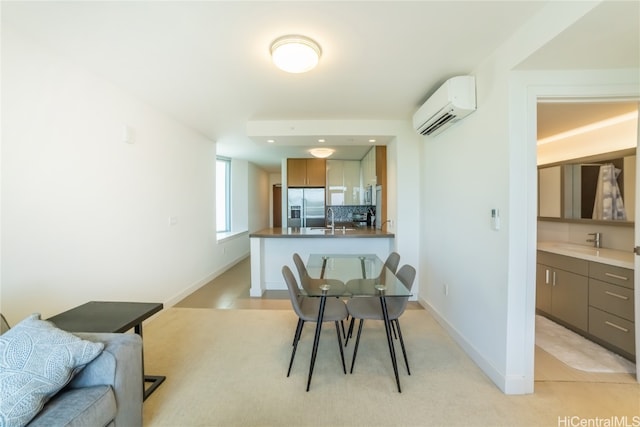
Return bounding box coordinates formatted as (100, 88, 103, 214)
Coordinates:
(604, 272, 628, 281)
(604, 321, 629, 333)
(604, 290, 629, 301)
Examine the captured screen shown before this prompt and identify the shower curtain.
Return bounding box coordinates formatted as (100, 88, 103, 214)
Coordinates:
(592, 163, 627, 220)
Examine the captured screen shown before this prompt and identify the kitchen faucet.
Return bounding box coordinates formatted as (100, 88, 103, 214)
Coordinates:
(587, 232, 602, 248)
(327, 207, 335, 232)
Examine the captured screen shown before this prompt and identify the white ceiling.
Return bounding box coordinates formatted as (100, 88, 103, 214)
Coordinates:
(3, 1, 639, 173)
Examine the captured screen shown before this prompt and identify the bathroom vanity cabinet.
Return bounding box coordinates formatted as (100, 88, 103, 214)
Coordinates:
(536, 251, 589, 331)
(536, 248, 635, 360)
(588, 262, 635, 357)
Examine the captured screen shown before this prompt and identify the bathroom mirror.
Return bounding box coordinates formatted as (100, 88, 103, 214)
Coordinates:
(537, 149, 635, 225)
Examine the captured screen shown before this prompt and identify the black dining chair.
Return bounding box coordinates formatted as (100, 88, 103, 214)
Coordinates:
(282, 266, 349, 377)
(346, 264, 416, 374)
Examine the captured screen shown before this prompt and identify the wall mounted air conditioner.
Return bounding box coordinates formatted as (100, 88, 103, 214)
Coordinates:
(412, 75, 476, 136)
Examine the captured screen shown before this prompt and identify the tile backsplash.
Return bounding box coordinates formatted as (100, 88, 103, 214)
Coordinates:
(327, 205, 374, 224)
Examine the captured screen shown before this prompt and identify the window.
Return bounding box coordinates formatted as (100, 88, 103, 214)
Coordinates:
(216, 157, 231, 233)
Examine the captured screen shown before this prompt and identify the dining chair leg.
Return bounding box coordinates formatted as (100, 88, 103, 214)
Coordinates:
(292, 318, 304, 346)
(288, 319, 305, 377)
(379, 296, 401, 392)
(349, 319, 365, 374)
(306, 293, 328, 392)
(394, 319, 410, 375)
(344, 317, 355, 346)
(334, 321, 347, 374)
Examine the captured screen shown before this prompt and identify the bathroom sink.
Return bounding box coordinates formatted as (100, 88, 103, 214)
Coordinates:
(538, 241, 634, 269)
(549, 243, 599, 254)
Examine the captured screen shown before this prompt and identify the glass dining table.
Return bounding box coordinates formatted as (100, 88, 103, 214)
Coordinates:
(303, 253, 412, 392)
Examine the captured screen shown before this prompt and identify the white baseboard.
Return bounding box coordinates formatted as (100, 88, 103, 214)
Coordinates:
(419, 297, 532, 395)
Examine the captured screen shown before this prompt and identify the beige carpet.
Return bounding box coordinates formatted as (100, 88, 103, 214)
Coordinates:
(535, 315, 636, 373)
(141, 308, 640, 427)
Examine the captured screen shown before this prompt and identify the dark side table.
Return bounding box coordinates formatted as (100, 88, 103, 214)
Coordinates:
(48, 301, 165, 401)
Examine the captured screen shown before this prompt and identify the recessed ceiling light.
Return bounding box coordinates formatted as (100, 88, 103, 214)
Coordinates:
(267, 139, 275, 144)
(309, 148, 334, 158)
(271, 35, 321, 73)
(369, 139, 376, 143)
(318, 139, 325, 143)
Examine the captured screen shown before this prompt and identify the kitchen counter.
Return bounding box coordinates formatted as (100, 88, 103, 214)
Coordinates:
(537, 241, 634, 269)
(249, 227, 394, 238)
(249, 227, 395, 296)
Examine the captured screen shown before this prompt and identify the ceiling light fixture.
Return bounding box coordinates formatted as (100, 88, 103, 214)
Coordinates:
(271, 35, 321, 73)
(309, 148, 334, 158)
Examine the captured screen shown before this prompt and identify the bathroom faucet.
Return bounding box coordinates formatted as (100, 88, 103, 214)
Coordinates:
(587, 232, 602, 248)
(327, 207, 335, 232)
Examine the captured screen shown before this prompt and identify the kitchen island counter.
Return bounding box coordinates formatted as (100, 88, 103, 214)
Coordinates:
(249, 227, 395, 296)
(250, 227, 394, 238)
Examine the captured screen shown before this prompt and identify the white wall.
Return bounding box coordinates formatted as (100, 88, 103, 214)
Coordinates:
(247, 162, 270, 233)
(231, 159, 249, 233)
(0, 28, 261, 324)
(418, 1, 608, 394)
(386, 126, 421, 275)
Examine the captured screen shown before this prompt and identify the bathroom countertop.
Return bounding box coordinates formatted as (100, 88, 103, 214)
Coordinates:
(537, 241, 634, 269)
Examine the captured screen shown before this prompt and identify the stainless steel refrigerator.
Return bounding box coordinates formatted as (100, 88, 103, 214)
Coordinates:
(287, 188, 326, 228)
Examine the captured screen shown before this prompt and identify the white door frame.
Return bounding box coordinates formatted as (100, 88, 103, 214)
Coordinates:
(510, 69, 640, 393)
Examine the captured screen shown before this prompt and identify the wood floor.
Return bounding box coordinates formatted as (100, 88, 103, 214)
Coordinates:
(176, 256, 637, 385)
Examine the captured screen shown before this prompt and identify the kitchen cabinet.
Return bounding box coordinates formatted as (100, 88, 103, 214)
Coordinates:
(361, 148, 376, 194)
(287, 158, 326, 187)
(326, 160, 360, 205)
(588, 262, 635, 357)
(344, 161, 361, 205)
(536, 251, 589, 332)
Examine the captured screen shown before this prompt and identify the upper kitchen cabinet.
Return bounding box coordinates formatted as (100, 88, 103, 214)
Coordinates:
(361, 146, 387, 190)
(361, 147, 376, 190)
(287, 158, 326, 187)
(327, 160, 361, 205)
(360, 146, 387, 217)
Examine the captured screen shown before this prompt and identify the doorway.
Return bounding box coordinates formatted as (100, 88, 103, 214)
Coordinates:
(534, 99, 639, 384)
(273, 184, 282, 228)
